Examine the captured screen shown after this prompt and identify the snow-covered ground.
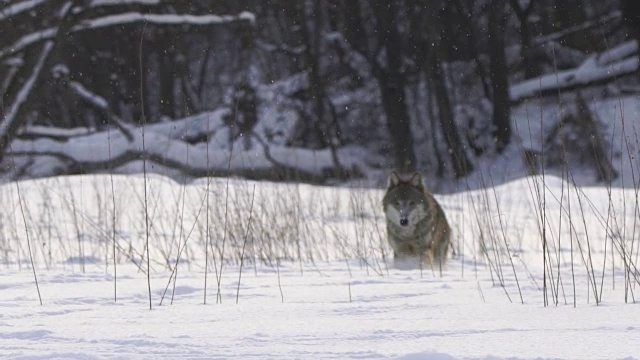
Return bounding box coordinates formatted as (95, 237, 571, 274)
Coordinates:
(1, 174, 639, 359)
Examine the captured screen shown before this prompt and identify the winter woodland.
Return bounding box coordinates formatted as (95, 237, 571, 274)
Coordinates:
(2, 1, 640, 358)
(2, 0, 639, 187)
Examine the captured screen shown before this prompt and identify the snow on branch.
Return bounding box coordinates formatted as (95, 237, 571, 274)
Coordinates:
(534, 11, 622, 47)
(0, 0, 46, 21)
(89, 0, 160, 6)
(68, 80, 135, 141)
(596, 41, 638, 66)
(69, 81, 109, 109)
(18, 126, 92, 141)
(0, 11, 255, 60)
(7, 108, 360, 182)
(0, 28, 56, 60)
(510, 40, 639, 102)
(78, 11, 256, 29)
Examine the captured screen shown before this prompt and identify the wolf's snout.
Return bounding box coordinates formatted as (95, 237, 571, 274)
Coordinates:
(400, 218, 408, 226)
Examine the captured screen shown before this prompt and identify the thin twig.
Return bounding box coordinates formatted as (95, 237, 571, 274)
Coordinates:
(138, 21, 152, 310)
(9, 144, 42, 305)
(236, 184, 257, 304)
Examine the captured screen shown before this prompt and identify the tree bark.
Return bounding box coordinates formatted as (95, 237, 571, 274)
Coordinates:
(451, 0, 492, 98)
(510, 0, 542, 79)
(341, 0, 369, 57)
(488, 0, 512, 153)
(430, 54, 473, 178)
(371, 1, 417, 173)
(300, 0, 329, 148)
(377, 73, 416, 173)
(622, 0, 640, 47)
(159, 38, 176, 119)
(417, 2, 473, 177)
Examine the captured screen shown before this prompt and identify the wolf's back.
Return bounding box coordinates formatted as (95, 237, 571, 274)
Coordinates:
(423, 194, 451, 263)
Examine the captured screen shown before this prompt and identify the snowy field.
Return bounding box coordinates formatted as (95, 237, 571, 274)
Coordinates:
(0, 174, 639, 359)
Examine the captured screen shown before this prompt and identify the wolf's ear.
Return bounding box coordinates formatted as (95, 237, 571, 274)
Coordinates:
(388, 171, 401, 188)
(409, 172, 424, 189)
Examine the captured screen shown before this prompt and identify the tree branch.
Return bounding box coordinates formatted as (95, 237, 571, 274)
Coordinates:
(68, 80, 135, 141)
(0, 41, 54, 149)
(510, 40, 639, 102)
(534, 11, 621, 46)
(0, 0, 46, 21)
(1, 11, 255, 60)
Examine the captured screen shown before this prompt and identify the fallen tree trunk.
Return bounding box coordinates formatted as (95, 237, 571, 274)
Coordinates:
(510, 40, 639, 103)
(5, 115, 362, 184)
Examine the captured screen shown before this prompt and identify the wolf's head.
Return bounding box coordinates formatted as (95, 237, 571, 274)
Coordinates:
(383, 172, 427, 228)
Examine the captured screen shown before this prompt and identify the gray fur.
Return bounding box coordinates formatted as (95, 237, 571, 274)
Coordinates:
(383, 172, 451, 269)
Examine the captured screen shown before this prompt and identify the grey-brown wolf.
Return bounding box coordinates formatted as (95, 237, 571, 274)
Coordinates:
(382, 172, 451, 270)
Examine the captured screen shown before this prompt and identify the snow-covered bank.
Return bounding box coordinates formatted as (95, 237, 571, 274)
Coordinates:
(0, 173, 638, 358)
(1, 261, 638, 360)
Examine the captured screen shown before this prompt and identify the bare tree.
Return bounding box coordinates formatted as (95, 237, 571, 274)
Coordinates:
(0, 0, 77, 160)
(622, 0, 640, 46)
(510, 0, 543, 79)
(0, 0, 253, 160)
(299, 0, 332, 148)
(369, 0, 417, 173)
(488, 0, 512, 153)
(421, 2, 474, 177)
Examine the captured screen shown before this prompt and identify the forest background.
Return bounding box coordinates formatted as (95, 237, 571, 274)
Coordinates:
(2, 0, 640, 189)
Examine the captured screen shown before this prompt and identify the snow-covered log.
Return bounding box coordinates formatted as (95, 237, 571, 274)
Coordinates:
(510, 40, 639, 102)
(7, 112, 362, 183)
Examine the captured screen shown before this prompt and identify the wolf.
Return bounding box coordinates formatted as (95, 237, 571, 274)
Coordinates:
(382, 172, 451, 270)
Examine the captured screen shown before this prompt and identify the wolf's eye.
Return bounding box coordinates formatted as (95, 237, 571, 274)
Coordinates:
(409, 201, 415, 206)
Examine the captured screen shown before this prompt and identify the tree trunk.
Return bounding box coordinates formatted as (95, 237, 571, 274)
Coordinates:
(520, 18, 540, 79)
(341, 0, 369, 57)
(372, 1, 417, 173)
(451, 0, 491, 98)
(159, 52, 176, 119)
(488, 0, 511, 153)
(414, 1, 473, 177)
(430, 56, 473, 178)
(301, 0, 329, 148)
(510, 0, 541, 79)
(425, 77, 446, 177)
(378, 72, 416, 173)
(622, 0, 640, 47)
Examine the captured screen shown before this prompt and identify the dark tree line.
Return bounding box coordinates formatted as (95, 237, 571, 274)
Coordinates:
(0, 0, 637, 181)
